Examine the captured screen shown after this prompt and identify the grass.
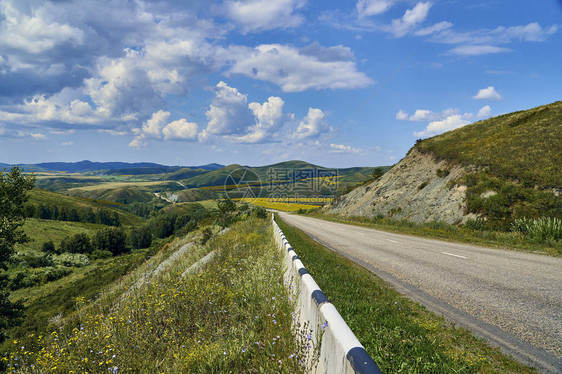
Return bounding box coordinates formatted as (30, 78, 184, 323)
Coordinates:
(416, 100, 562, 188)
(14, 218, 108, 253)
(3, 218, 317, 372)
(302, 211, 562, 256)
(276, 215, 536, 373)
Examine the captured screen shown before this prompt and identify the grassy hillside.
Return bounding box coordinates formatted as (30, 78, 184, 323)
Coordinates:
(165, 167, 209, 180)
(68, 186, 156, 204)
(29, 189, 144, 226)
(416, 101, 562, 188)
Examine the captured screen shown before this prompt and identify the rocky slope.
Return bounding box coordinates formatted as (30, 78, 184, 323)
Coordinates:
(327, 148, 476, 224)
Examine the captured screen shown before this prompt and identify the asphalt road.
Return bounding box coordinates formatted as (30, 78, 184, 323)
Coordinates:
(278, 212, 562, 373)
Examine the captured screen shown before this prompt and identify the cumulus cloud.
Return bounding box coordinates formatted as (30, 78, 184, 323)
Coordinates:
(228, 43, 373, 92)
(225, 0, 305, 32)
(235, 96, 286, 143)
(204, 81, 254, 137)
(396, 109, 408, 120)
(387, 2, 432, 37)
(356, 0, 396, 17)
(329, 143, 366, 155)
(293, 108, 330, 139)
(397, 108, 459, 122)
(413, 114, 470, 137)
(162, 119, 199, 140)
(477, 105, 492, 118)
(472, 86, 502, 100)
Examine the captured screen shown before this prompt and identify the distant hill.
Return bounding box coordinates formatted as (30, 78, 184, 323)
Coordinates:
(0, 160, 226, 173)
(328, 101, 562, 225)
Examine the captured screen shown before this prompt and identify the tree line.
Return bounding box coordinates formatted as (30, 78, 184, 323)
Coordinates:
(23, 203, 121, 226)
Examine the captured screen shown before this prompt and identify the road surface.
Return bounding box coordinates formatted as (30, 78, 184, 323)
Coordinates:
(278, 212, 562, 373)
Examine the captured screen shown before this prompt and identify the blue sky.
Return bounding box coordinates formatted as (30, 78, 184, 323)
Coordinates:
(0, 0, 560, 167)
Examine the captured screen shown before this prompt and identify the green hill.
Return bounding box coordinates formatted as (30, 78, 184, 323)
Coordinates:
(416, 101, 562, 188)
(67, 186, 155, 205)
(29, 189, 144, 226)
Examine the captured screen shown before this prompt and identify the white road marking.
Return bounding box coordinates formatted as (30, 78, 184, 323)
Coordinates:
(386, 239, 398, 243)
(441, 252, 467, 259)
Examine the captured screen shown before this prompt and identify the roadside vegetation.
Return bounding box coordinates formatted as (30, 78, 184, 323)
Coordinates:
(276, 215, 536, 373)
(296, 209, 562, 256)
(3, 217, 316, 373)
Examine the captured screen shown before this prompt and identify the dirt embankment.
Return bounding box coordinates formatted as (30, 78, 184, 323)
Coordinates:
(327, 148, 476, 224)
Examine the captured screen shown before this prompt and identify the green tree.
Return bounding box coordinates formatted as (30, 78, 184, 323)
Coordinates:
(129, 226, 152, 249)
(216, 198, 236, 228)
(94, 227, 127, 255)
(60, 233, 93, 254)
(0, 166, 35, 343)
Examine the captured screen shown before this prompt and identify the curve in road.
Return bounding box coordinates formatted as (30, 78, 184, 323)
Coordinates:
(278, 212, 562, 374)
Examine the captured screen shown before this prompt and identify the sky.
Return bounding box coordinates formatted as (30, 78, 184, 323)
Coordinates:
(0, 0, 560, 168)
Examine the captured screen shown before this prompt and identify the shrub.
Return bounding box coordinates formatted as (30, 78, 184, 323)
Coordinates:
(89, 250, 113, 260)
(199, 227, 213, 245)
(52, 253, 90, 267)
(418, 181, 429, 190)
(15, 252, 53, 268)
(512, 217, 562, 242)
(436, 168, 450, 178)
(465, 218, 488, 231)
(253, 206, 267, 219)
(41, 240, 57, 254)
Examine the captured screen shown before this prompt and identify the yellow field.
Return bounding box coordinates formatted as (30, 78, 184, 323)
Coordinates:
(233, 198, 322, 211)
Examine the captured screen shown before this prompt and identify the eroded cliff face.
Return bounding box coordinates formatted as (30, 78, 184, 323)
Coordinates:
(326, 148, 476, 224)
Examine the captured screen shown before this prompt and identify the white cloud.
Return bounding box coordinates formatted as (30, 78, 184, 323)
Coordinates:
(235, 96, 286, 143)
(356, 0, 396, 17)
(413, 114, 470, 137)
(415, 21, 453, 36)
(329, 143, 366, 155)
(447, 45, 512, 56)
(204, 81, 254, 137)
(30, 133, 47, 140)
(396, 109, 408, 120)
(228, 43, 373, 92)
(225, 0, 305, 32)
(398, 108, 459, 122)
(477, 105, 492, 118)
(61, 141, 74, 146)
(0, 2, 84, 56)
(162, 119, 199, 140)
(293, 108, 330, 139)
(142, 110, 171, 138)
(388, 2, 432, 37)
(472, 86, 502, 100)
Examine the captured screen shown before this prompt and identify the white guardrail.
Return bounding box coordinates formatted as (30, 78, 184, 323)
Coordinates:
(272, 214, 382, 374)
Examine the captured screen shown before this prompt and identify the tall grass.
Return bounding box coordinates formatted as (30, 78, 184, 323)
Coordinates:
(512, 217, 562, 242)
(3, 218, 316, 372)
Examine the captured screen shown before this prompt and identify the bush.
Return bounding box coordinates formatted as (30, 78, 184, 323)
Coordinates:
(41, 240, 57, 254)
(52, 253, 90, 267)
(199, 227, 213, 245)
(436, 168, 450, 178)
(15, 252, 53, 268)
(89, 250, 113, 260)
(418, 181, 429, 190)
(253, 207, 268, 219)
(512, 217, 562, 242)
(465, 218, 488, 231)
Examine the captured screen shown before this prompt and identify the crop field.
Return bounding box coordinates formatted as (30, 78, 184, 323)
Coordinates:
(234, 198, 322, 211)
